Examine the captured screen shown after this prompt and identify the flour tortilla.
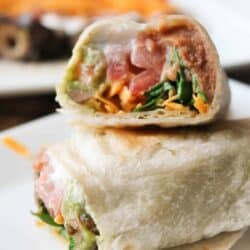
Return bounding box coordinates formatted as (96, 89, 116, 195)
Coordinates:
(45, 119, 250, 249)
(169, 231, 244, 250)
(56, 15, 229, 128)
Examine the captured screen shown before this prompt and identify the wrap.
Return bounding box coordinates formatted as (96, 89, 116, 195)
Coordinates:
(33, 119, 250, 250)
(56, 15, 229, 128)
(170, 231, 243, 250)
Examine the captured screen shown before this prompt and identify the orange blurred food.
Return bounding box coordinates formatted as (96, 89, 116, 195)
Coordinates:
(0, 0, 175, 17)
(2, 136, 31, 157)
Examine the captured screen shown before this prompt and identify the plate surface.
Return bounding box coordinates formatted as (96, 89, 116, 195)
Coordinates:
(0, 79, 249, 249)
(0, 60, 66, 96)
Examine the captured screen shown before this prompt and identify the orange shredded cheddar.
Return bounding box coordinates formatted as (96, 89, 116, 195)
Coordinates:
(2, 136, 31, 157)
(119, 86, 136, 112)
(165, 102, 187, 111)
(54, 213, 64, 225)
(122, 102, 136, 112)
(54, 229, 62, 236)
(95, 95, 119, 113)
(35, 220, 45, 227)
(163, 94, 178, 104)
(193, 95, 209, 114)
(108, 81, 124, 98)
(119, 86, 130, 103)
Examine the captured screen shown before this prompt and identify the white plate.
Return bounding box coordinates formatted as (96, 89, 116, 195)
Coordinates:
(172, 0, 250, 68)
(0, 79, 249, 249)
(0, 60, 66, 96)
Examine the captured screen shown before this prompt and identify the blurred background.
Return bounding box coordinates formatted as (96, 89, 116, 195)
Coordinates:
(0, 0, 249, 131)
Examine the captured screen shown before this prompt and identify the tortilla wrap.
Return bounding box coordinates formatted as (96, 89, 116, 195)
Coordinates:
(57, 15, 229, 128)
(34, 119, 250, 249)
(170, 231, 243, 250)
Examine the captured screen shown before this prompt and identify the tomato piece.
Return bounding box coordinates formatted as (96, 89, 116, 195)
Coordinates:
(129, 69, 159, 97)
(130, 35, 165, 74)
(105, 45, 130, 83)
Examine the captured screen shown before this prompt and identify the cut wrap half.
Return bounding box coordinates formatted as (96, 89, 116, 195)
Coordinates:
(57, 15, 229, 128)
(33, 119, 250, 250)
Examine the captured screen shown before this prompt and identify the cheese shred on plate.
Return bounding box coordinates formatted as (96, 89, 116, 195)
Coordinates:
(2, 136, 31, 157)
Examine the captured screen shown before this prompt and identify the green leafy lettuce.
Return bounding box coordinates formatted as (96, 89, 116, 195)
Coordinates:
(134, 81, 174, 112)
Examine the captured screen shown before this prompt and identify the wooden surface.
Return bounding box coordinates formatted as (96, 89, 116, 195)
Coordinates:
(0, 68, 249, 132)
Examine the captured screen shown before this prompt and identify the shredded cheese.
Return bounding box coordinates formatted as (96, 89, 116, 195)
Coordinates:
(118, 86, 136, 111)
(108, 81, 124, 98)
(193, 95, 209, 114)
(163, 95, 178, 104)
(122, 102, 136, 112)
(87, 98, 103, 111)
(54, 213, 64, 225)
(2, 136, 31, 157)
(35, 220, 45, 227)
(165, 102, 187, 111)
(119, 86, 131, 104)
(95, 95, 119, 113)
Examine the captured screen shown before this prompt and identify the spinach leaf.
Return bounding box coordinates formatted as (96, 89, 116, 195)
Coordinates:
(192, 75, 199, 93)
(134, 82, 173, 112)
(134, 98, 158, 112)
(170, 49, 193, 104)
(32, 207, 63, 228)
(145, 83, 164, 98)
(176, 72, 193, 104)
(198, 91, 208, 102)
(162, 82, 174, 92)
(171, 48, 184, 67)
(192, 75, 208, 102)
(145, 82, 173, 98)
(58, 227, 68, 239)
(69, 237, 76, 250)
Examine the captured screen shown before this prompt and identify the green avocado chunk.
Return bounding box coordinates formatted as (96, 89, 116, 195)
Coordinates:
(62, 180, 97, 250)
(65, 46, 107, 104)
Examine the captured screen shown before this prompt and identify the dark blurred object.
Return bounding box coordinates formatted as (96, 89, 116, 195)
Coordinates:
(226, 65, 250, 85)
(0, 12, 143, 61)
(0, 93, 58, 131)
(0, 13, 72, 61)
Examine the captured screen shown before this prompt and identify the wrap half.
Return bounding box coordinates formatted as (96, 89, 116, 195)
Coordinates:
(33, 119, 250, 250)
(170, 231, 243, 250)
(57, 15, 229, 128)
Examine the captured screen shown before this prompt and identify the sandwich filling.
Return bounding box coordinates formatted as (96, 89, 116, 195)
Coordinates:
(33, 151, 98, 250)
(64, 23, 215, 115)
